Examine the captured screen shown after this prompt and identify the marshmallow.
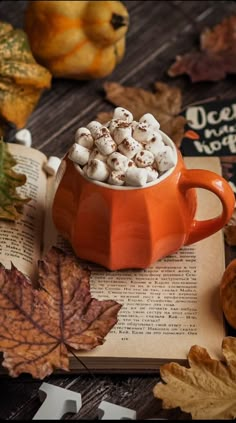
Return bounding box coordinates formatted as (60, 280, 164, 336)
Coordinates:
(127, 159, 136, 168)
(144, 135, 165, 157)
(147, 130, 163, 144)
(43, 156, 61, 176)
(15, 128, 32, 147)
(118, 136, 142, 159)
(71, 110, 176, 188)
(108, 119, 119, 135)
(89, 147, 107, 162)
(68, 143, 90, 166)
(107, 152, 129, 172)
(139, 113, 160, 131)
(95, 127, 117, 155)
(86, 159, 110, 182)
(133, 122, 154, 143)
(108, 170, 125, 186)
(125, 167, 148, 187)
(87, 121, 102, 138)
(131, 121, 139, 133)
(75, 127, 94, 149)
(95, 126, 110, 137)
(156, 145, 176, 172)
(146, 166, 159, 182)
(135, 150, 155, 168)
(113, 107, 133, 123)
(113, 122, 132, 145)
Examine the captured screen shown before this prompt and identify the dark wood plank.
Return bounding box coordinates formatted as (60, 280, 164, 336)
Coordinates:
(2, 1, 235, 158)
(0, 0, 235, 420)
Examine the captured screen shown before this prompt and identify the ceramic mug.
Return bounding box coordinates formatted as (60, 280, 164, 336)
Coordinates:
(52, 132, 235, 270)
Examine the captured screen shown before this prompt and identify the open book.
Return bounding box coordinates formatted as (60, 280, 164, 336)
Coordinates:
(0, 143, 227, 373)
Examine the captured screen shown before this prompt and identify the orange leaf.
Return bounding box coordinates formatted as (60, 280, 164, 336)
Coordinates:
(168, 15, 236, 82)
(0, 247, 121, 379)
(97, 81, 187, 148)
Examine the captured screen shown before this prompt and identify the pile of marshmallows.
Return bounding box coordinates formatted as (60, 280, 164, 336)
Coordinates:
(68, 107, 176, 187)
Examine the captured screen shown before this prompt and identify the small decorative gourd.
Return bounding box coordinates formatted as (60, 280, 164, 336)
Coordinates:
(24, 0, 129, 79)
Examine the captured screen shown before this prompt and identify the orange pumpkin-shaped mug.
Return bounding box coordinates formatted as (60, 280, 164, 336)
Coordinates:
(52, 132, 235, 270)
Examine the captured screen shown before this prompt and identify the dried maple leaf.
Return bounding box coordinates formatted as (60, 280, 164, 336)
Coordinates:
(154, 337, 236, 420)
(97, 111, 113, 124)
(0, 247, 121, 379)
(0, 139, 30, 221)
(168, 15, 236, 82)
(96, 81, 187, 148)
(0, 21, 51, 129)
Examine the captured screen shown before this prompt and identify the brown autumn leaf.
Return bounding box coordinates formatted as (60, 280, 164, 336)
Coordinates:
(168, 15, 236, 82)
(0, 247, 121, 379)
(96, 81, 187, 148)
(153, 337, 236, 420)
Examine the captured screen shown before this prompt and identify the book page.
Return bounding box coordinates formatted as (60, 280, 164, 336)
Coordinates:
(0, 144, 47, 281)
(75, 157, 226, 365)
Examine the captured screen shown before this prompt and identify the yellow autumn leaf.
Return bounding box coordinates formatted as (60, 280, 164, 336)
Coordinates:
(153, 337, 236, 420)
(0, 140, 30, 221)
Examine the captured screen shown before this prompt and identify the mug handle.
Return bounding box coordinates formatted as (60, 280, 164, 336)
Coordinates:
(179, 168, 235, 245)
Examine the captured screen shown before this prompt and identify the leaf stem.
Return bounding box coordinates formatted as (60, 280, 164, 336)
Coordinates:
(66, 345, 96, 379)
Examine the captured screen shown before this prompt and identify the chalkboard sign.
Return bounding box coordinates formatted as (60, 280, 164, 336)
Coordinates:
(180, 97, 236, 157)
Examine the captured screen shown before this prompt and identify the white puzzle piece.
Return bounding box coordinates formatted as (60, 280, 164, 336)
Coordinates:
(98, 400, 136, 420)
(33, 382, 82, 420)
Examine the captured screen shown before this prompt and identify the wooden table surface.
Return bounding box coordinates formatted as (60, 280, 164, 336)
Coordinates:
(0, 0, 236, 420)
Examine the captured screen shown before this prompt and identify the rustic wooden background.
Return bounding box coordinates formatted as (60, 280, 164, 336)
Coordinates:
(0, 0, 236, 420)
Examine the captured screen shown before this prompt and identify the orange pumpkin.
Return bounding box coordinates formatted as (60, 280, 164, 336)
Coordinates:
(220, 259, 236, 329)
(24, 0, 129, 79)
